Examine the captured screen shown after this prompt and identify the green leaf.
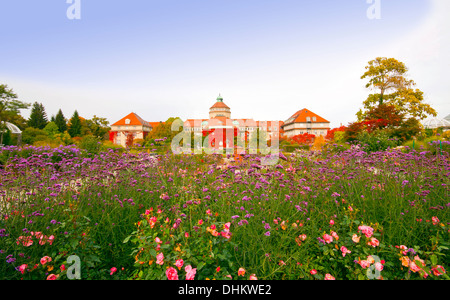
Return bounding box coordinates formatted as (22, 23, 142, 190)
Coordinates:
(197, 262, 205, 271)
(430, 255, 437, 266)
(123, 235, 131, 244)
(414, 259, 425, 269)
(149, 249, 157, 258)
(70, 239, 78, 250)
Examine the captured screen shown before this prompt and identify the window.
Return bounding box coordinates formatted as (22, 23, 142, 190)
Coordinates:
(312, 117, 317, 122)
(306, 117, 311, 122)
(125, 119, 131, 125)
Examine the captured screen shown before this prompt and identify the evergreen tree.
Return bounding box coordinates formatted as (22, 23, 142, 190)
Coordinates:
(54, 109, 68, 133)
(68, 110, 82, 137)
(28, 102, 48, 129)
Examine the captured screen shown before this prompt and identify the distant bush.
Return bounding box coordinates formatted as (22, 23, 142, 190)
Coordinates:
(427, 139, 450, 155)
(22, 127, 49, 145)
(79, 135, 103, 155)
(443, 131, 450, 141)
(356, 130, 400, 152)
(402, 140, 427, 152)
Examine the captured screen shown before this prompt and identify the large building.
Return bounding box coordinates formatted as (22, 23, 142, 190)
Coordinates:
(281, 108, 331, 138)
(183, 95, 283, 149)
(109, 95, 330, 148)
(109, 112, 161, 147)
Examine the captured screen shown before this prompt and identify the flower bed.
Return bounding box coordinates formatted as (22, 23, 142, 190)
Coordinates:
(0, 145, 448, 280)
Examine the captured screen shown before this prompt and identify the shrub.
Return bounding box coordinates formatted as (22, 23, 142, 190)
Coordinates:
(442, 131, 450, 141)
(125, 203, 242, 280)
(426, 139, 450, 155)
(21, 128, 49, 145)
(402, 140, 427, 152)
(79, 135, 102, 155)
(355, 130, 400, 152)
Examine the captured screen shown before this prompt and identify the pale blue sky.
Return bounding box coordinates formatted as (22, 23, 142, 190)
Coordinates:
(1, 0, 449, 128)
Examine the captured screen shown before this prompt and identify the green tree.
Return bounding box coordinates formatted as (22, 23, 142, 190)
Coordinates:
(0, 84, 30, 145)
(28, 102, 48, 129)
(44, 122, 60, 138)
(0, 84, 30, 122)
(7, 113, 28, 131)
(84, 115, 110, 139)
(358, 57, 437, 121)
(68, 110, 82, 138)
(54, 109, 68, 133)
(147, 118, 180, 141)
(249, 128, 269, 153)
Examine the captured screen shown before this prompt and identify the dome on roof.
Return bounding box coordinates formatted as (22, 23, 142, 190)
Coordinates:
(422, 117, 450, 129)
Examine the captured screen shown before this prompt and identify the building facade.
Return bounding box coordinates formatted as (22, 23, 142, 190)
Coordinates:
(109, 112, 161, 147)
(281, 108, 330, 138)
(109, 95, 330, 148)
(184, 95, 283, 150)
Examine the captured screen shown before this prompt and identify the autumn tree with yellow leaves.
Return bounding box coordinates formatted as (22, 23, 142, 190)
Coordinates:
(357, 57, 437, 121)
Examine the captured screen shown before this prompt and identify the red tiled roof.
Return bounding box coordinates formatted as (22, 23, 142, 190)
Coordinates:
(184, 119, 207, 127)
(285, 109, 329, 124)
(149, 122, 163, 129)
(112, 112, 150, 127)
(210, 101, 230, 109)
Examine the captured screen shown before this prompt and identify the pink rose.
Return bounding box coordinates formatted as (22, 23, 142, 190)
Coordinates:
(33, 232, 43, 239)
(375, 262, 384, 272)
(156, 253, 164, 265)
(175, 259, 184, 269)
(224, 222, 231, 231)
(323, 234, 333, 244)
(368, 237, 380, 247)
(249, 274, 257, 280)
(310, 269, 317, 275)
(358, 225, 374, 238)
(185, 265, 197, 280)
(110, 267, 117, 275)
(331, 231, 339, 241)
(46, 274, 59, 280)
(432, 265, 446, 276)
(40, 256, 52, 265)
(340, 246, 351, 257)
(352, 234, 360, 243)
(166, 267, 179, 280)
(18, 264, 28, 275)
(359, 260, 370, 269)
